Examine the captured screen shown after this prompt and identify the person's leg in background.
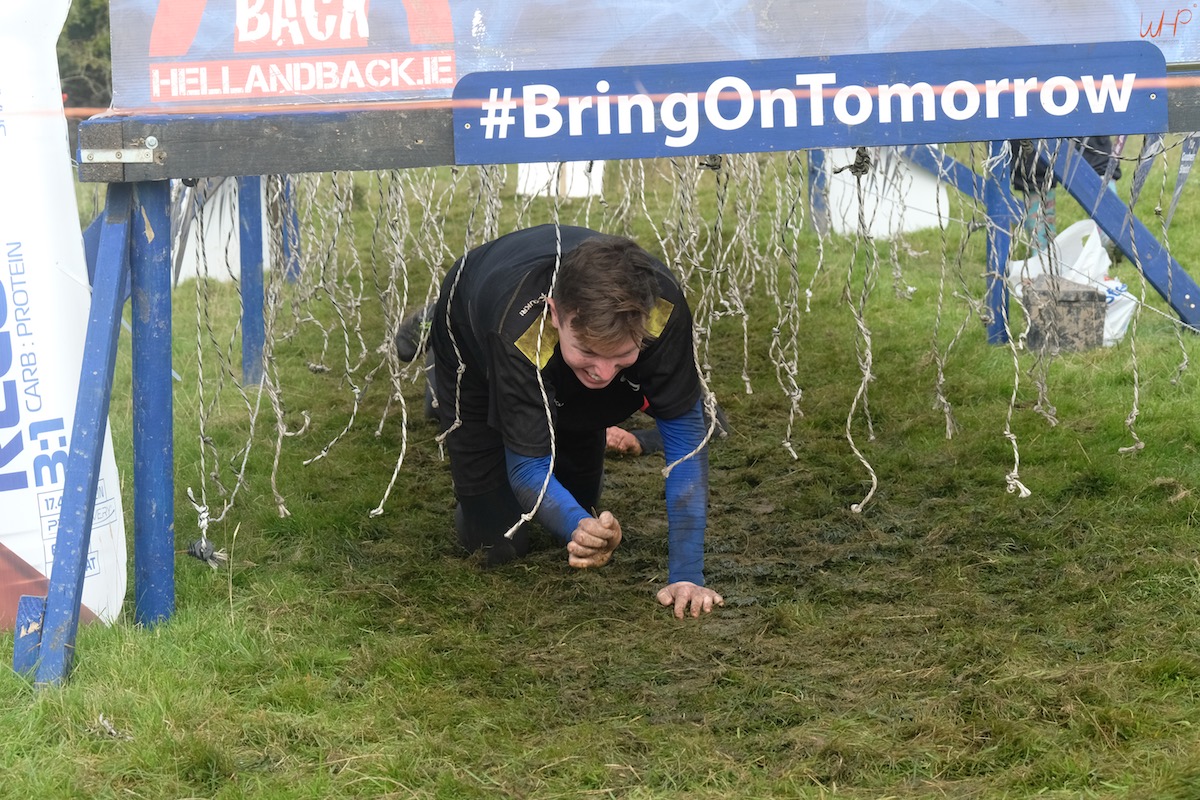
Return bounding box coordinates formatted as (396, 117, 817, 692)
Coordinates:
(1022, 187, 1056, 257)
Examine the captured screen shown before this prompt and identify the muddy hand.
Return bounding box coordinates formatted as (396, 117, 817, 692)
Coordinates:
(568, 511, 622, 568)
(605, 427, 642, 455)
(657, 581, 725, 619)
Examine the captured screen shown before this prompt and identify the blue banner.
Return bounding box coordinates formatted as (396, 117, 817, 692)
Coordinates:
(453, 42, 1167, 164)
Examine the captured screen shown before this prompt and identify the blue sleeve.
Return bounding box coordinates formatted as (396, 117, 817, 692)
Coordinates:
(656, 398, 709, 585)
(505, 448, 592, 545)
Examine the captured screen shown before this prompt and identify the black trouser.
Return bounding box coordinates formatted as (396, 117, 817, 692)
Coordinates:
(451, 429, 605, 564)
(431, 309, 604, 563)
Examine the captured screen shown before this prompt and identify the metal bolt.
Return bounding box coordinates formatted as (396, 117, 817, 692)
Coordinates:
(145, 136, 159, 149)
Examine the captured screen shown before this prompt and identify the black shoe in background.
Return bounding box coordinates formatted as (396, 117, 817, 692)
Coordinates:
(395, 302, 435, 362)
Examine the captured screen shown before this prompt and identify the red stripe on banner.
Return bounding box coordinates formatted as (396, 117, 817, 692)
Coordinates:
(401, 0, 453, 44)
(148, 0, 210, 58)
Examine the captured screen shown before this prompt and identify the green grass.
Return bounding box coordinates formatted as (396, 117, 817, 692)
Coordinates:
(5, 144, 1200, 798)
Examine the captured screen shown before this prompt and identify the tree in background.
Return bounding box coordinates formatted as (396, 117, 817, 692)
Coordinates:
(59, 0, 111, 108)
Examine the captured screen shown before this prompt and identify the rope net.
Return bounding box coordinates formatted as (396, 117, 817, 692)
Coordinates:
(172, 138, 1199, 551)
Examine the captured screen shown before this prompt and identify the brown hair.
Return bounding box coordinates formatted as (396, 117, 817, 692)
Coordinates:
(552, 236, 660, 349)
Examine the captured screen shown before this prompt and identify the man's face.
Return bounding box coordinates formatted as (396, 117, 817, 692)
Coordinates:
(548, 300, 640, 389)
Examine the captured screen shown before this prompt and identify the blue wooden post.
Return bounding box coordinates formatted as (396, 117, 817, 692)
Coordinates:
(83, 210, 131, 305)
(131, 181, 175, 627)
(21, 183, 133, 685)
(984, 141, 1018, 345)
(281, 174, 302, 282)
(807, 149, 829, 236)
(238, 175, 265, 385)
(12, 596, 46, 677)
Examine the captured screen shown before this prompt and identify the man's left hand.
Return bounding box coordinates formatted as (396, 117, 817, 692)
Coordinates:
(567, 511, 622, 568)
(656, 581, 724, 619)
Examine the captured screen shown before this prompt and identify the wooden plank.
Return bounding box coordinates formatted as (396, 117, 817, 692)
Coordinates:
(898, 144, 987, 204)
(77, 70, 1200, 184)
(76, 117, 126, 184)
(78, 106, 455, 182)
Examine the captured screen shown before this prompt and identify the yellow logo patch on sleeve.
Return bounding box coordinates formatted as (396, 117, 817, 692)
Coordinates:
(647, 297, 674, 339)
(514, 319, 560, 368)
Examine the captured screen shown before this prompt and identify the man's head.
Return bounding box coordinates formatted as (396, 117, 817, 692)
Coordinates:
(548, 236, 660, 389)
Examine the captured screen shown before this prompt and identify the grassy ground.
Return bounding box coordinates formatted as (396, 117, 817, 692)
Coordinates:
(4, 147, 1200, 798)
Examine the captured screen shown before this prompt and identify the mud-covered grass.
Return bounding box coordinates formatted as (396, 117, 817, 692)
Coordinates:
(5, 156, 1200, 798)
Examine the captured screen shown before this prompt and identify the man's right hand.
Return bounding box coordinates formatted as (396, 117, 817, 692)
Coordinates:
(567, 511, 622, 568)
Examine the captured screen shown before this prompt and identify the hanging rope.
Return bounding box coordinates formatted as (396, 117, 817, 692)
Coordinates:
(182, 178, 266, 560)
(768, 150, 809, 460)
(841, 147, 880, 514)
(173, 137, 1200, 561)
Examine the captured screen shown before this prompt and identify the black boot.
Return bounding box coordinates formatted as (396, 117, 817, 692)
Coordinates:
(455, 499, 529, 568)
(394, 302, 435, 362)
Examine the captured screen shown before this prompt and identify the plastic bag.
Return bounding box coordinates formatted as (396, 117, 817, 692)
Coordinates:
(1008, 220, 1110, 292)
(1101, 279, 1137, 347)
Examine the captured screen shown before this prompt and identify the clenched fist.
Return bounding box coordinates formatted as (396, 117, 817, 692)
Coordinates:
(567, 510, 622, 568)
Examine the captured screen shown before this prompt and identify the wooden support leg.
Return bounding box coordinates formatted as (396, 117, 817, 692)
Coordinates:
(131, 181, 175, 628)
(15, 184, 133, 685)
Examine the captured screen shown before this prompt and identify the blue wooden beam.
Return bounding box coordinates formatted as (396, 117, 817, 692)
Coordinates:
(898, 138, 1200, 339)
(897, 143, 987, 205)
(130, 181, 175, 627)
(898, 142, 1025, 344)
(12, 596, 46, 678)
(280, 175, 302, 282)
(83, 212, 130, 305)
(1045, 138, 1200, 330)
(807, 150, 829, 236)
(19, 183, 133, 686)
(237, 176, 265, 385)
(983, 141, 1018, 345)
